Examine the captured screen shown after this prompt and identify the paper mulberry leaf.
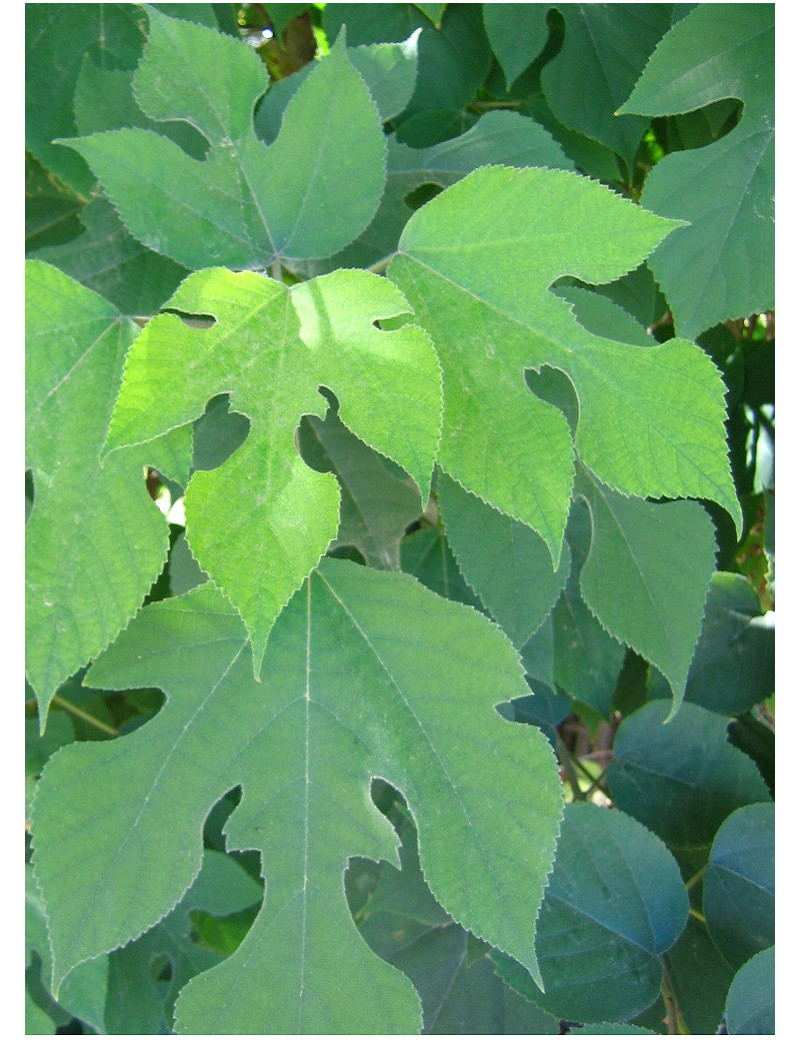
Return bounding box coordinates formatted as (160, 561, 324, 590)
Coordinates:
(25, 261, 191, 720)
(576, 467, 718, 708)
(539, 5, 674, 176)
(619, 4, 774, 338)
(436, 472, 570, 648)
(296, 110, 573, 276)
(104, 267, 441, 673)
(30, 559, 563, 1032)
(59, 9, 387, 270)
(388, 165, 742, 564)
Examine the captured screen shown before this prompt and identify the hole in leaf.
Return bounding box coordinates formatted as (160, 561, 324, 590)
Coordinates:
(161, 308, 216, 330)
(25, 468, 34, 523)
(403, 182, 443, 211)
(525, 365, 579, 435)
(192, 394, 250, 472)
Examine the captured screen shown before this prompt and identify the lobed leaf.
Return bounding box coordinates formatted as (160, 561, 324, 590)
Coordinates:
(25, 261, 190, 720)
(60, 10, 388, 270)
(620, 4, 775, 337)
(388, 165, 742, 565)
(104, 266, 441, 673)
(31, 559, 563, 1030)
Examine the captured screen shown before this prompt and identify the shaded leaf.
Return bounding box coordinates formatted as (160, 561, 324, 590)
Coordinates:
(104, 266, 441, 672)
(541, 5, 674, 175)
(437, 472, 571, 648)
(482, 4, 550, 90)
(725, 946, 774, 1035)
(576, 467, 718, 708)
(104, 849, 263, 1033)
(25, 261, 190, 719)
(662, 915, 735, 1036)
(400, 526, 482, 609)
(493, 802, 688, 1023)
(389, 165, 741, 566)
(703, 803, 774, 970)
(31, 559, 563, 1030)
(25, 151, 84, 252)
(606, 700, 771, 848)
(620, 4, 774, 337)
(299, 395, 423, 569)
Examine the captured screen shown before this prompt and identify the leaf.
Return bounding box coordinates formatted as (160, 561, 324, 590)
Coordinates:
(520, 498, 626, 718)
(482, 4, 550, 90)
(606, 700, 771, 848)
(61, 11, 388, 270)
(703, 803, 775, 971)
(576, 467, 718, 708)
(31, 197, 189, 316)
(30, 559, 563, 1030)
(25, 151, 84, 252)
(104, 266, 441, 673)
(400, 526, 483, 609)
(662, 916, 735, 1035)
(255, 36, 420, 142)
(25, 4, 147, 194)
(540, 5, 674, 175)
(619, 4, 774, 338)
(104, 849, 263, 1033)
(651, 571, 774, 716)
(298, 394, 424, 569)
(492, 802, 689, 1023)
(357, 807, 562, 1034)
(436, 472, 571, 648)
(25, 261, 190, 720)
(25, 713, 73, 817)
(26, 865, 108, 1034)
(388, 165, 742, 565)
(724, 946, 774, 1035)
(296, 109, 572, 277)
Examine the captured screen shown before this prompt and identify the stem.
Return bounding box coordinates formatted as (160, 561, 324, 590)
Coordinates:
(366, 253, 395, 275)
(684, 864, 707, 892)
(271, 258, 283, 282)
(467, 100, 523, 113)
(51, 695, 119, 737)
(557, 737, 584, 801)
(659, 957, 682, 1034)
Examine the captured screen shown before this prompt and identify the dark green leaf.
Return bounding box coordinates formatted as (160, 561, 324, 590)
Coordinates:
(703, 803, 774, 970)
(606, 700, 771, 848)
(724, 946, 774, 1035)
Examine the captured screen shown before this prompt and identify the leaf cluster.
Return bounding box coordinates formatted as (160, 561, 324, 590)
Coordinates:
(25, 3, 774, 1035)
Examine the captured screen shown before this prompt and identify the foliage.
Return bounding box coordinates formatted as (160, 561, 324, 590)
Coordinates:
(25, 3, 774, 1035)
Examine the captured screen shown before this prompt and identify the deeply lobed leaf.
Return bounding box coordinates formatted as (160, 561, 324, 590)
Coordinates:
(105, 266, 441, 673)
(31, 559, 563, 1031)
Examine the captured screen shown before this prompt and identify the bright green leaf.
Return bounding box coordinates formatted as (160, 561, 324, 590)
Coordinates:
(61, 11, 388, 269)
(703, 803, 775, 971)
(103, 266, 441, 673)
(606, 700, 771, 848)
(493, 802, 689, 1023)
(296, 109, 572, 277)
(388, 165, 742, 564)
(725, 946, 775, 1035)
(31, 559, 563, 1028)
(620, 4, 774, 338)
(25, 261, 189, 720)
